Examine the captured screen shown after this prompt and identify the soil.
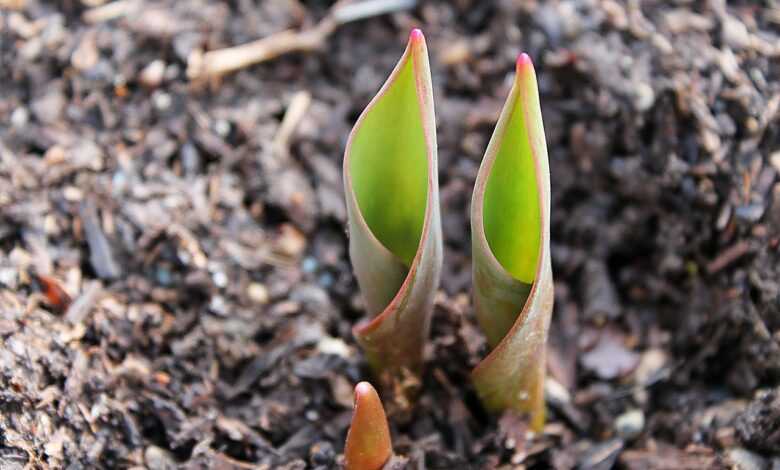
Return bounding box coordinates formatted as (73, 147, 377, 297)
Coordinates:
(1, 1, 779, 469)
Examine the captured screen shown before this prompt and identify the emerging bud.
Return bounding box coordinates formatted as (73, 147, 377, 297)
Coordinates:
(344, 382, 393, 470)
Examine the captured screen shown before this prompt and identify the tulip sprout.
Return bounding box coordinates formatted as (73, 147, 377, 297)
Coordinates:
(470, 54, 553, 431)
(343, 30, 553, 432)
(343, 29, 442, 388)
(344, 382, 393, 470)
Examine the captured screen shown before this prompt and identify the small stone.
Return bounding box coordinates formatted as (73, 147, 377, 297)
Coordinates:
(247, 283, 269, 304)
(139, 60, 166, 88)
(209, 295, 228, 316)
(10, 107, 29, 128)
(62, 186, 84, 202)
(212, 270, 227, 288)
(544, 377, 571, 405)
(440, 39, 470, 65)
(317, 272, 334, 288)
(309, 441, 335, 466)
(735, 204, 765, 223)
(71, 32, 99, 71)
(145, 445, 176, 470)
(316, 336, 350, 358)
(214, 119, 231, 137)
(32, 90, 65, 124)
(769, 151, 780, 173)
(727, 448, 767, 470)
(152, 91, 171, 111)
(180, 141, 201, 177)
(634, 82, 655, 111)
(0, 268, 17, 289)
(302, 257, 318, 273)
(156, 267, 172, 286)
(722, 14, 751, 50)
(615, 409, 645, 440)
(633, 348, 669, 384)
(277, 224, 306, 257)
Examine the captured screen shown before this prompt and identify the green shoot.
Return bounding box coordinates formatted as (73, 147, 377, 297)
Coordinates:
(343, 29, 442, 388)
(470, 53, 554, 432)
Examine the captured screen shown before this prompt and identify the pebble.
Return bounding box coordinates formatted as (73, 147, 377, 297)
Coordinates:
(214, 119, 231, 137)
(247, 282, 269, 304)
(31, 90, 65, 124)
(735, 204, 765, 223)
(721, 14, 751, 50)
(155, 267, 172, 286)
(139, 60, 166, 88)
(727, 448, 767, 470)
(10, 107, 29, 128)
(0, 267, 17, 290)
(633, 348, 669, 384)
(316, 336, 350, 358)
(62, 186, 84, 202)
(615, 409, 645, 440)
(544, 377, 572, 405)
(634, 82, 655, 111)
(309, 441, 335, 466)
(212, 270, 228, 288)
(145, 446, 176, 470)
(209, 295, 228, 316)
(302, 257, 318, 273)
(152, 91, 172, 111)
(317, 272, 334, 288)
(180, 141, 201, 177)
(769, 151, 780, 173)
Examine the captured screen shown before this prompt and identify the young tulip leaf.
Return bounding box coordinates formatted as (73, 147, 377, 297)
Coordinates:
(344, 382, 393, 470)
(470, 54, 554, 432)
(343, 29, 442, 386)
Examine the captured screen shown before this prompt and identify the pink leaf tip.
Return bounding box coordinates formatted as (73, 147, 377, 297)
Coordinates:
(409, 28, 424, 43)
(516, 52, 533, 71)
(345, 381, 392, 470)
(354, 381, 373, 400)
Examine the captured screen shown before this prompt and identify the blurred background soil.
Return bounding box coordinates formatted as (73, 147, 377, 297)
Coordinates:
(1, 0, 779, 468)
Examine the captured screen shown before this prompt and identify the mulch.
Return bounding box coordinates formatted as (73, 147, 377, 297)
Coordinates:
(1, 1, 779, 468)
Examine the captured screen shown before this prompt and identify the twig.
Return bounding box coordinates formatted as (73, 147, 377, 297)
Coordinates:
(187, 0, 418, 80)
(82, 0, 142, 24)
(706, 240, 752, 274)
(187, 19, 337, 80)
(332, 0, 417, 23)
(272, 91, 312, 159)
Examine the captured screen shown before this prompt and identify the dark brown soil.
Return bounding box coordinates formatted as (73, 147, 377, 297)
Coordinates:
(1, 1, 779, 469)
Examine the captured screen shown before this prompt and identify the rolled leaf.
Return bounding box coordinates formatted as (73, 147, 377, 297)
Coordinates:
(470, 53, 553, 432)
(343, 29, 442, 386)
(344, 382, 393, 470)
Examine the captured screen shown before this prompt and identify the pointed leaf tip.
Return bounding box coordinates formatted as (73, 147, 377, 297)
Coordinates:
(354, 381, 375, 401)
(345, 382, 392, 470)
(516, 52, 533, 71)
(409, 28, 424, 43)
